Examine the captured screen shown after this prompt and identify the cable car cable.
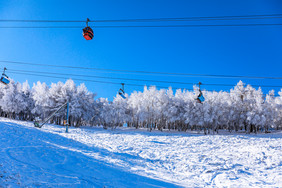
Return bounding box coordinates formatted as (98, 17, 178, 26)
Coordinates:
(2, 60, 282, 80)
(8, 70, 194, 90)
(8, 68, 282, 88)
(1, 23, 282, 29)
(7, 71, 280, 96)
(1, 13, 282, 23)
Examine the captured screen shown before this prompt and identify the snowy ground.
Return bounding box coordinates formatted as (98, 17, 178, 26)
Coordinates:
(0, 118, 281, 187)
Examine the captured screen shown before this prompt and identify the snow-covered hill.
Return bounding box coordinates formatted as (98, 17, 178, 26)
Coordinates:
(0, 118, 281, 187)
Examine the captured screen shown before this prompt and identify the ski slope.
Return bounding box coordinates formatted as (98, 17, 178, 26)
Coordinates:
(0, 118, 281, 187)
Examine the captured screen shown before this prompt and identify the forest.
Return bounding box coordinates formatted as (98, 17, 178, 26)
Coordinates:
(0, 79, 281, 134)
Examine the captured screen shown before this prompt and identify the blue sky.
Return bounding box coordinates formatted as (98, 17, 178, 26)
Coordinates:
(0, 0, 282, 100)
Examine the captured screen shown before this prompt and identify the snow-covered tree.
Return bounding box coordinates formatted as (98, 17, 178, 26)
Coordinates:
(0, 79, 281, 133)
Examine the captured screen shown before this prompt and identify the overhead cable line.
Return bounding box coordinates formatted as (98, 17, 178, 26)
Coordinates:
(1, 23, 282, 29)
(8, 68, 282, 88)
(8, 71, 280, 97)
(2, 60, 282, 80)
(76, 14, 282, 22)
(1, 13, 282, 23)
(9, 71, 142, 87)
(8, 71, 191, 90)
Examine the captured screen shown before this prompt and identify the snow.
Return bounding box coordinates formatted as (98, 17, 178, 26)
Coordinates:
(0, 118, 281, 187)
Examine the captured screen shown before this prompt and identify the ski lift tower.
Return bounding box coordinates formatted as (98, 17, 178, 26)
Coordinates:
(34, 100, 70, 133)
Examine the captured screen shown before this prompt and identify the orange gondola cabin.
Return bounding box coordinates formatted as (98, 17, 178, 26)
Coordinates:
(83, 18, 94, 40)
(83, 27, 94, 40)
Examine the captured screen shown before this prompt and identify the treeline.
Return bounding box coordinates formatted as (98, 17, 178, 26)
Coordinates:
(0, 80, 95, 126)
(0, 79, 281, 133)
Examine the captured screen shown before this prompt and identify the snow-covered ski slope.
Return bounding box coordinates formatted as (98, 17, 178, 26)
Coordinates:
(0, 118, 281, 187)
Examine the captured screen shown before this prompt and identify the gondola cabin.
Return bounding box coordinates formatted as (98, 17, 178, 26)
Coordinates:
(83, 26, 94, 40)
(198, 94, 205, 103)
(118, 83, 126, 99)
(0, 68, 10, 85)
(119, 89, 126, 99)
(196, 82, 204, 103)
(0, 75, 9, 85)
(196, 90, 205, 103)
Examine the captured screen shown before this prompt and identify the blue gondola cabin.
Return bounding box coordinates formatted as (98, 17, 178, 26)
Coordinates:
(0, 74, 10, 85)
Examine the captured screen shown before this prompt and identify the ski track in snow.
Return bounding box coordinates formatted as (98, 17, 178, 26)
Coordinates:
(0, 118, 281, 187)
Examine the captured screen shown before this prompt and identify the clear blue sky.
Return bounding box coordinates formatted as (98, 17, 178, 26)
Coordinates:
(0, 0, 282, 100)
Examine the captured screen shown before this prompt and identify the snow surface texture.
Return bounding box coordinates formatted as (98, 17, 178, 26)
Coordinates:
(0, 118, 281, 187)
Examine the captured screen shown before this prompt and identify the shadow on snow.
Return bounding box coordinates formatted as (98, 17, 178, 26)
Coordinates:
(0, 121, 182, 188)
